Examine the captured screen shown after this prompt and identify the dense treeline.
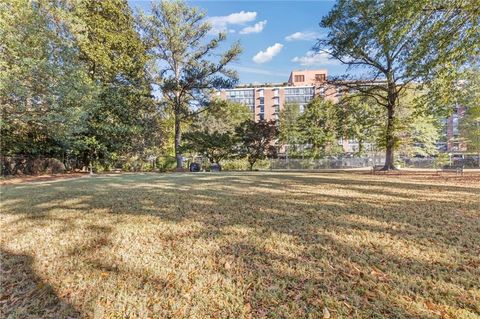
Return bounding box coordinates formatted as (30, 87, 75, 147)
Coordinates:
(1, 0, 479, 174)
(1, 0, 165, 173)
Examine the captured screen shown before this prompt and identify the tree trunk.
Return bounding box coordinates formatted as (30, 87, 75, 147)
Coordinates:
(249, 159, 255, 171)
(383, 105, 396, 170)
(383, 79, 398, 171)
(358, 138, 364, 156)
(174, 114, 182, 169)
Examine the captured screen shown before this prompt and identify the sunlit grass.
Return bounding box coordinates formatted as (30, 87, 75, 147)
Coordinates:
(1, 172, 479, 318)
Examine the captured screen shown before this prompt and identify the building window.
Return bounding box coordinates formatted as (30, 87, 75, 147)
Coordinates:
(225, 89, 255, 108)
(274, 97, 280, 105)
(294, 75, 305, 82)
(259, 113, 264, 121)
(259, 97, 264, 105)
(273, 88, 279, 97)
(452, 116, 459, 135)
(260, 105, 264, 113)
(285, 87, 314, 95)
(258, 89, 264, 97)
(315, 74, 326, 81)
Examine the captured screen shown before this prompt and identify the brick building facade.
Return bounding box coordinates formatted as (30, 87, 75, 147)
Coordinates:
(217, 69, 464, 154)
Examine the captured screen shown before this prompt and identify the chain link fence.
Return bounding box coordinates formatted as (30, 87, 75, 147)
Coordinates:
(269, 155, 480, 170)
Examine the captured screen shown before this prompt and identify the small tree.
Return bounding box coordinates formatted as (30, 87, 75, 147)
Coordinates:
(235, 120, 277, 170)
(139, 0, 242, 169)
(182, 130, 234, 168)
(182, 100, 250, 168)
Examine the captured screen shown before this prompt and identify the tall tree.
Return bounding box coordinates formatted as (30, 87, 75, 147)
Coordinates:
(0, 0, 90, 158)
(235, 120, 277, 171)
(278, 103, 302, 157)
(139, 0, 242, 169)
(68, 0, 152, 168)
(336, 95, 382, 155)
(298, 97, 341, 158)
(317, 0, 480, 169)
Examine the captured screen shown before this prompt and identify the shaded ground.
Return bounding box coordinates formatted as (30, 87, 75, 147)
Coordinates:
(1, 172, 479, 318)
(0, 172, 88, 186)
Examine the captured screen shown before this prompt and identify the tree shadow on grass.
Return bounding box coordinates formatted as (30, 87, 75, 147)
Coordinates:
(1, 172, 479, 318)
(0, 249, 81, 319)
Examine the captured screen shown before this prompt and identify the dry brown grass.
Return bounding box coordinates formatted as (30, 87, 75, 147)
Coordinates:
(1, 172, 479, 318)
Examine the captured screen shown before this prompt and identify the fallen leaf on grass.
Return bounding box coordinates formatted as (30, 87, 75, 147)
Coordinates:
(323, 306, 331, 318)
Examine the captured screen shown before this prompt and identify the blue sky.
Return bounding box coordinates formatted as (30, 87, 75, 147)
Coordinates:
(130, 1, 348, 84)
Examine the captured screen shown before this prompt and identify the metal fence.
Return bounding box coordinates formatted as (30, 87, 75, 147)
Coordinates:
(270, 157, 384, 170)
(270, 156, 480, 170)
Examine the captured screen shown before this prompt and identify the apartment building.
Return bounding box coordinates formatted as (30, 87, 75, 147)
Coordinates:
(218, 69, 336, 122)
(217, 69, 465, 154)
(444, 106, 467, 152)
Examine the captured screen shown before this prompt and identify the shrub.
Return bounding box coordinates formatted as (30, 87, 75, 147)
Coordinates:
(156, 156, 177, 172)
(221, 158, 271, 171)
(434, 153, 451, 168)
(1, 157, 65, 175)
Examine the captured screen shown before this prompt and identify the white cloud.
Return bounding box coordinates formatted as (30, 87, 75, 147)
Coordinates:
(208, 11, 257, 34)
(291, 51, 340, 66)
(285, 31, 321, 42)
(239, 20, 267, 34)
(252, 43, 284, 64)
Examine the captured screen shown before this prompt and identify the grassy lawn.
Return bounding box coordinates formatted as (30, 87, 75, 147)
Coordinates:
(1, 172, 479, 318)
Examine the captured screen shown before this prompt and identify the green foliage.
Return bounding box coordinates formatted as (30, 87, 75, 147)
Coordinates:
(421, 62, 480, 119)
(396, 90, 441, 157)
(193, 100, 252, 134)
(182, 100, 250, 165)
(278, 103, 302, 155)
(337, 95, 383, 155)
(70, 0, 147, 81)
(156, 156, 177, 172)
(68, 0, 156, 165)
(298, 97, 342, 158)
(235, 120, 277, 170)
(138, 0, 242, 168)
(0, 0, 90, 157)
(460, 104, 480, 157)
(0, 0, 160, 173)
(182, 131, 235, 166)
(434, 153, 451, 168)
(318, 0, 480, 169)
(220, 159, 270, 171)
